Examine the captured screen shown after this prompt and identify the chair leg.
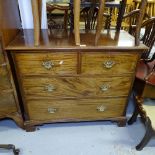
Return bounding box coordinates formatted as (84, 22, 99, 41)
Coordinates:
(128, 105, 139, 125)
(136, 117, 153, 151)
(128, 94, 139, 125)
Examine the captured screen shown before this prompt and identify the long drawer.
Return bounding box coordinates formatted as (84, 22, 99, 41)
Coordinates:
(22, 76, 132, 99)
(0, 92, 17, 116)
(27, 98, 127, 121)
(81, 52, 138, 75)
(14, 52, 77, 75)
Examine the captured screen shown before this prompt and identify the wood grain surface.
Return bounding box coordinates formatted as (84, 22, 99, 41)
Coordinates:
(14, 52, 77, 75)
(82, 52, 139, 74)
(27, 97, 127, 121)
(22, 76, 132, 99)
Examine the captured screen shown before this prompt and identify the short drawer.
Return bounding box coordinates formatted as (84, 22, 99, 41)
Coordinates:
(14, 52, 77, 75)
(0, 93, 17, 115)
(22, 76, 132, 99)
(27, 98, 127, 121)
(81, 52, 138, 75)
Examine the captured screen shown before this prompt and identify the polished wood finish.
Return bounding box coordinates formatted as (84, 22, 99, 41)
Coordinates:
(81, 52, 138, 74)
(6, 29, 147, 50)
(27, 98, 127, 121)
(14, 52, 77, 76)
(22, 76, 132, 99)
(4, 29, 147, 130)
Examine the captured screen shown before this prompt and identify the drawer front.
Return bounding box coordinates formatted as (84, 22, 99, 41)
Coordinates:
(0, 93, 17, 115)
(14, 52, 77, 75)
(27, 98, 127, 121)
(81, 53, 138, 75)
(22, 76, 132, 99)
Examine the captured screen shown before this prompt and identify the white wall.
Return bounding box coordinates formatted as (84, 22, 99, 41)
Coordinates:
(18, 0, 47, 29)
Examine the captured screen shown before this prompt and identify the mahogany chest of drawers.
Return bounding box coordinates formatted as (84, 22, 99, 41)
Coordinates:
(6, 30, 147, 131)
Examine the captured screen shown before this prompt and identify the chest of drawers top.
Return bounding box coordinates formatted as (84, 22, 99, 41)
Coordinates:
(6, 29, 147, 51)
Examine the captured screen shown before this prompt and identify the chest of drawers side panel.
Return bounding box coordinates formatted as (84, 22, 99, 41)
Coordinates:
(0, 43, 23, 128)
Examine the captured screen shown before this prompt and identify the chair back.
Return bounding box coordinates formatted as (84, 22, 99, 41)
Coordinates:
(46, 3, 69, 30)
(80, 6, 99, 30)
(141, 17, 155, 61)
(74, 0, 106, 45)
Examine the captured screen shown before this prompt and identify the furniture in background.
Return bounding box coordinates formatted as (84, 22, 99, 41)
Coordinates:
(0, 144, 20, 155)
(133, 0, 155, 17)
(70, 0, 127, 30)
(46, 2, 69, 30)
(128, 17, 155, 150)
(122, 0, 148, 46)
(32, 0, 147, 46)
(73, 0, 106, 45)
(79, 0, 127, 30)
(71, 0, 127, 44)
(105, 0, 127, 30)
(128, 60, 155, 150)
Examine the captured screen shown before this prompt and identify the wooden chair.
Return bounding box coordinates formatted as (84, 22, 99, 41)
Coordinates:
(74, 0, 106, 45)
(79, 0, 127, 30)
(46, 3, 69, 30)
(128, 17, 155, 151)
(122, 0, 148, 46)
(31, 0, 41, 46)
(80, 6, 111, 30)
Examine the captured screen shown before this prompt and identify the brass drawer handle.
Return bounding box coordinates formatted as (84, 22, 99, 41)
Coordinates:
(97, 105, 107, 112)
(0, 63, 7, 67)
(100, 84, 110, 92)
(44, 84, 56, 92)
(47, 107, 57, 114)
(103, 60, 115, 69)
(42, 60, 54, 70)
